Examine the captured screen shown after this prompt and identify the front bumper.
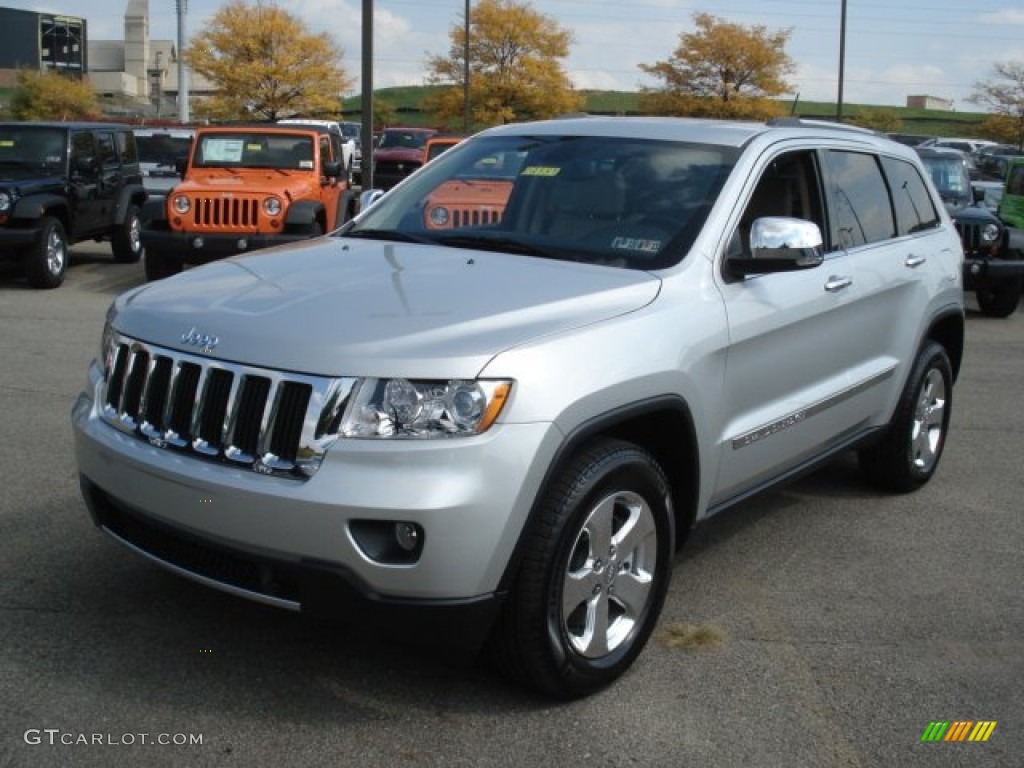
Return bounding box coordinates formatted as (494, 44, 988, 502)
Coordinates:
(71, 361, 560, 641)
(140, 228, 313, 263)
(0, 225, 42, 254)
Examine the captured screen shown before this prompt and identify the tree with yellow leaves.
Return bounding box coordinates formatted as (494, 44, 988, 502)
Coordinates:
(9, 69, 99, 121)
(639, 13, 795, 120)
(424, 0, 583, 129)
(185, 0, 352, 122)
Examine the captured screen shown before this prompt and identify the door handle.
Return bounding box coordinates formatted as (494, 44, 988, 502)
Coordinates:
(905, 254, 927, 268)
(824, 275, 853, 292)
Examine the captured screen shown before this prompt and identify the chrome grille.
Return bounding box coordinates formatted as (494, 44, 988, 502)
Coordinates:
(100, 334, 356, 478)
(190, 196, 262, 229)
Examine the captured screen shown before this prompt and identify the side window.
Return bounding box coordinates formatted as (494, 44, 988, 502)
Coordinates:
(115, 130, 138, 165)
(70, 131, 96, 173)
(824, 150, 895, 249)
(734, 150, 826, 255)
(321, 135, 334, 164)
(880, 156, 940, 235)
(95, 131, 117, 167)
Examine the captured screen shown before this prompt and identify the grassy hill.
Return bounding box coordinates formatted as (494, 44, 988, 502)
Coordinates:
(342, 86, 990, 139)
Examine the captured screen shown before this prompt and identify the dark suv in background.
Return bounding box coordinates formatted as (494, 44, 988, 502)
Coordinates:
(0, 122, 147, 288)
(917, 146, 1024, 317)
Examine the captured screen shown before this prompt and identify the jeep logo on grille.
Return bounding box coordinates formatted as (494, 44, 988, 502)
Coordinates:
(181, 327, 219, 353)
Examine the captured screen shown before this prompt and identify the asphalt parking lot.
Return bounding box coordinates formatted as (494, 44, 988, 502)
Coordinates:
(1, 242, 1021, 768)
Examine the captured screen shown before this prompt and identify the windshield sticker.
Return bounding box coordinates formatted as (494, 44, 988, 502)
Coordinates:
(245, 143, 263, 152)
(299, 160, 313, 169)
(611, 236, 662, 253)
(202, 139, 244, 162)
(0, 140, 14, 147)
(520, 166, 561, 177)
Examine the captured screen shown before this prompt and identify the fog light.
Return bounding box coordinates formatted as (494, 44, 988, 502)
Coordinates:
(395, 522, 421, 552)
(237, 238, 248, 250)
(192, 236, 204, 249)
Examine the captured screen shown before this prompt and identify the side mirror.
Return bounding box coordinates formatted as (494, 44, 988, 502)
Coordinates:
(322, 160, 342, 178)
(357, 189, 386, 214)
(726, 217, 825, 277)
(175, 156, 188, 176)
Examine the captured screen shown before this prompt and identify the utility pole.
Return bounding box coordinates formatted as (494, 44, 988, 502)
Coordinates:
(176, 0, 189, 122)
(361, 0, 374, 189)
(463, 0, 470, 133)
(836, 0, 847, 122)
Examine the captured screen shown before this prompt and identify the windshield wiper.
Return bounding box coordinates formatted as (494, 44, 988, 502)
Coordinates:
(433, 233, 557, 259)
(343, 228, 436, 245)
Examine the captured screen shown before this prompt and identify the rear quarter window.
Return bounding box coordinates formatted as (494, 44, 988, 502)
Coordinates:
(880, 156, 940, 235)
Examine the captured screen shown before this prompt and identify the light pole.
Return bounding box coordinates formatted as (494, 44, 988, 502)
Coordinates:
(361, 0, 374, 189)
(176, 0, 189, 122)
(836, 0, 847, 122)
(463, 0, 470, 133)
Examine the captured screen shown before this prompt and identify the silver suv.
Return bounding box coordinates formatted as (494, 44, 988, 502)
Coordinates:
(72, 117, 965, 699)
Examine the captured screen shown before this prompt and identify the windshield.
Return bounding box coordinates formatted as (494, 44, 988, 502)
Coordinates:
(192, 133, 316, 170)
(0, 127, 65, 170)
(379, 130, 431, 150)
(343, 133, 738, 270)
(136, 133, 193, 166)
(921, 156, 970, 202)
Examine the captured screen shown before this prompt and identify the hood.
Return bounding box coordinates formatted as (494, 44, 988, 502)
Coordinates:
(115, 237, 661, 379)
(373, 147, 425, 162)
(175, 169, 314, 197)
(0, 171, 64, 191)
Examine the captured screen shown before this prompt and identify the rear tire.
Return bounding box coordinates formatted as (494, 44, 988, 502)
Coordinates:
(144, 248, 182, 281)
(858, 341, 952, 492)
(490, 438, 674, 699)
(24, 216, 68, 289)
(111, 203, 144, 263)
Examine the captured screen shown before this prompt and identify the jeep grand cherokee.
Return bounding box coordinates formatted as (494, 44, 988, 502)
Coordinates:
(72, 117, 965, 699)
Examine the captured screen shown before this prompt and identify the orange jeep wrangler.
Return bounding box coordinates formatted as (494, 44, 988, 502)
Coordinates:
(140, 124, 355, 280)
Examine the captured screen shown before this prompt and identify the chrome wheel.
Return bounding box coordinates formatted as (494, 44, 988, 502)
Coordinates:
(45, 226, 66, 276)
(562, 490, 658, 658)
(490, 439, 673, 699)
(911, 368, 946, 473)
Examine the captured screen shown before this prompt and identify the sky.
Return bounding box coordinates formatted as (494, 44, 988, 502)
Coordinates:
(9, 0, 1024, 109)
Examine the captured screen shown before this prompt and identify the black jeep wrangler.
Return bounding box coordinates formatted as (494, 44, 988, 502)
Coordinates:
(917, 147, 1024, 317)
(0, 122, 147, 289)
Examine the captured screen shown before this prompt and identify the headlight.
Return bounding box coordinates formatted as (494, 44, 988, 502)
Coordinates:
(263, 196, 282, 216)
(341, 378, 511, 438)
(0, 190, 10, 212)
(981, 222, 1000, 243)
(429, 206, 449, 227)
(172, 194, 191, 214)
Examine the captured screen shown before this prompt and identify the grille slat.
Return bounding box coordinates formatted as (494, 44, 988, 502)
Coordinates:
(99, 334, 355, 479)
(190, 195, 262, 228)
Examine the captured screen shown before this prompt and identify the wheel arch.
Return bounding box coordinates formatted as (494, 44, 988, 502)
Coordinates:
(114, 184, 147, 224)
(496, 395, 700, 594)
(284, 199, 324, 228)
(12, 194, 70, 231)
(926, 308, 965, 382)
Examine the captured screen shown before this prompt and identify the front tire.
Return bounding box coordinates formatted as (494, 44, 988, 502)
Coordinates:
(976, 278, 1021, 318)
(858, 341, 953, 492)
(111, 203, 144, 263)
(24, 216, 68, 289)
(491, 439, 673, 699)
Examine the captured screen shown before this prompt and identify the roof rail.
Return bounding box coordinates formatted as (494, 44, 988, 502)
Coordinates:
(767, 117, 878, 135)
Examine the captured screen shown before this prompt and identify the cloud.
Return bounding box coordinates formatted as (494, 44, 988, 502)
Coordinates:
(978, 10, 1024, 25)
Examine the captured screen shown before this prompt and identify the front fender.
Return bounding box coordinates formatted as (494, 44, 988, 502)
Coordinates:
(284, 200, 323, 227)
(11, 194, 68, 222)
(114, 184, 148, 223)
